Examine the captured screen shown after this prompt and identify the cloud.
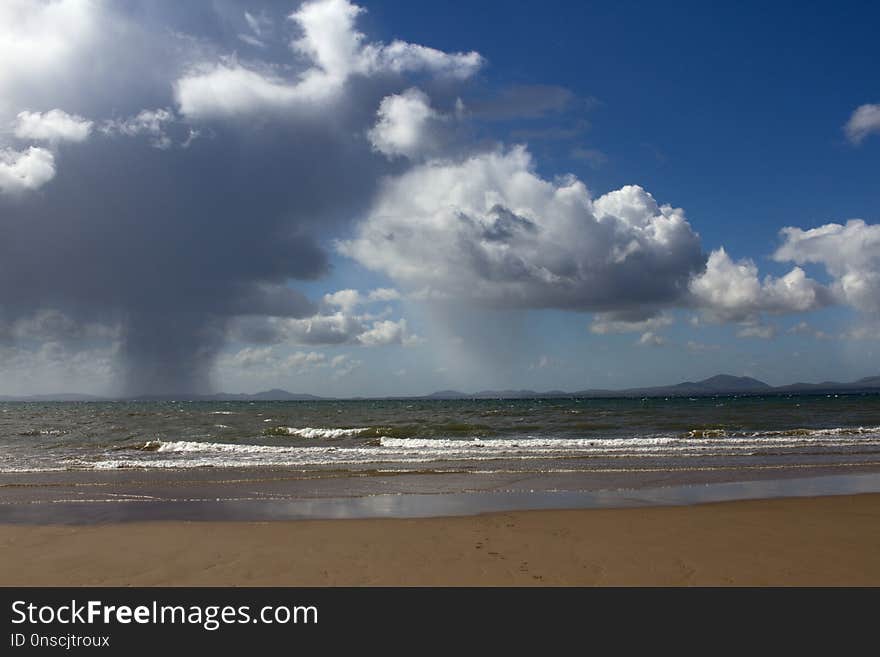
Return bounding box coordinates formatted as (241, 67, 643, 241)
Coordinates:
(2, 308, 119, 343)
(175, 0, 481, 119)
(0, 0, 472, 395)
(0, 0, 102, 118)
(357, 40, 482, 79)
(175, 62, 309, 119)
(0, 0, 188, 126)
(4, 109, 92, 197)
(218, 346, 362, 379)
(367, 88, 445, 160)
(340, 145, 705, 312)
(101, 108, 177, 149)
(1, 0, 863, 396)
(787, 321, 832, 340)
(14, 109, 93, 143)
(774, 219, 880, 314)
(238, 33, 265, 49)
(637, 331, 666, 347)
(228, 288, 419, 348)
(0, 146, 55, 193)
(0, 2, 210, 193)
(590, 312, 673, 334)
(841, 324, 880, 341)
(322, 289, 364, 313)
(286, 350, 329, 370)
(366, 287, 401, 303)
(844, 103, 880, 145)
(340, 140, 841, 335)
(222, 347, 329, 373)
(239, 11, 271, 48)
(356, 318, 421, 346)
(689, 248, 831, 322)
(245, 11, 271, 38)
(322, 287, 401, 312)
(735, 321, 777, 339)
(0, 340, 119, 395)
(225, 345, 276, 369)
(329, 354, 362, 378)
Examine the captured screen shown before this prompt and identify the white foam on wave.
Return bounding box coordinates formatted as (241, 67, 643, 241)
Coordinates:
(274, 427, 372, 439)
(78, 428, 880, 470)
(686, 426, 880, 438)
(18, 429, 67, 436)
(380, 431, 880, 449)
(157, 441, 289, 454)
(378, 436, 679, 449)
(0, 464, 72, 473)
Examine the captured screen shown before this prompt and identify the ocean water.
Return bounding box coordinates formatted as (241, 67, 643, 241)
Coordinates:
(2, 394, 880, 477)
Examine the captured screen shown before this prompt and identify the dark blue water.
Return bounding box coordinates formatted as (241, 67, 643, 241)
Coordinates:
(2, 394, 880, 475)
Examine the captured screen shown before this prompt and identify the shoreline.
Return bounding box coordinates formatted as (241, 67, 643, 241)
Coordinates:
(4, 467, 880, 524)
(1, 493, 879, 586)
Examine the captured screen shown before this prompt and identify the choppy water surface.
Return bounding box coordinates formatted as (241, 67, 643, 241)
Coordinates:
(2, 395, 880, 477)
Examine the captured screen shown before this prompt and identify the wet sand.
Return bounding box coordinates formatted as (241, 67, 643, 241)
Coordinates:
(1, 493, 879, 586)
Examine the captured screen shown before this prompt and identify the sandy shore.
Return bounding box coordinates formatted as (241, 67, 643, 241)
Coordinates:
(2, 494, 879, 586)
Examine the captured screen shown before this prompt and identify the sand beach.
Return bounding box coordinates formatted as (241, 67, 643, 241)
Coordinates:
(2, 493, 878, 586)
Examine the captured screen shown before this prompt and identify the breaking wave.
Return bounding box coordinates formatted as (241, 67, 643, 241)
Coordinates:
(75, 427, 880, 470)
(685, 426, 880, 438)
(263, 426, 372, 439)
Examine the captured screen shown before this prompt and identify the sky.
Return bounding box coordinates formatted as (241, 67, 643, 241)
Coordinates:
(0, 0, 879, 397)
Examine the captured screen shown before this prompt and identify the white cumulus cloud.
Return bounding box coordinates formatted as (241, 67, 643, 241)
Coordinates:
(0, 146, 55, 194)
(14, 109, 92, 143)
(844, 103, 880, 145)
(218, 347, 362, 379)
(637, 331, 666, 346)
(339, 145, 704, 312)
(357, 318, 421, 346)
(0, 0, 101, 119)
(735, 321, 777, 339)
(228, 288, 419, 348)
(774, 219, 880, 313)
(368, 88, 445, 160)
(689, 248, 831, 322)
(322, 287, 401, 312)
(175, 0, 482, 119)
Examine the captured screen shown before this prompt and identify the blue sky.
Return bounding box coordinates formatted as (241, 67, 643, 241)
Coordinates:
(365, 0, 880, 248)
(0, 0, 878, 395)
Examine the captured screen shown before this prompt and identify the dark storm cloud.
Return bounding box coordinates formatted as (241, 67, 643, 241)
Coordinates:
(0, 0, 482, 394)
(0, 119, 375, 392)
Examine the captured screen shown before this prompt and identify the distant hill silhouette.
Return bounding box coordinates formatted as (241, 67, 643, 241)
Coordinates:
(205, 389, 324, 401)
(2, 374, 880, 401)
(419, 374, 878, 399)
(0, 393, 106, 402)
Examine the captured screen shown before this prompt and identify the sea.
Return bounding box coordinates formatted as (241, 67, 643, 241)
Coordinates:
(3, 394, 880, 521)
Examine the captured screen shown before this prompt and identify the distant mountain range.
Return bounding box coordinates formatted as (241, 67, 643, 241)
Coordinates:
(3, 374, 880, 402)
(422, 374, 774, 399)
(0, 389, 323, 403)
(423, 374, 880, 399)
